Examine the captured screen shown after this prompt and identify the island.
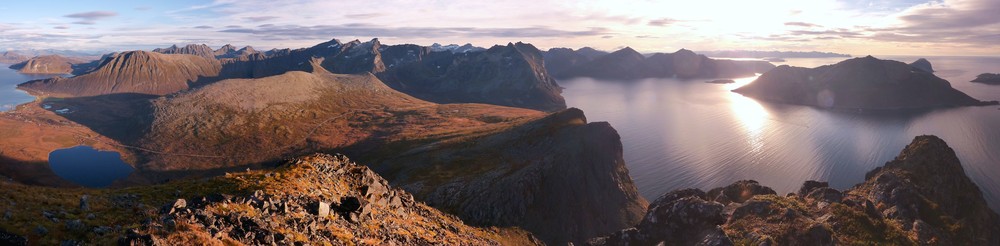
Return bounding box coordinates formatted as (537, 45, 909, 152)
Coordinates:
(732, 56, 999, 110)
(971, 73, 1000, 84)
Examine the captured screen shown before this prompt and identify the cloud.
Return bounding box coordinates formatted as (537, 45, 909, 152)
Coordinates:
(784, 22, 821, 28)
(344, 13, 385, 19)
(866, 0, 1000, 46)
(648, 18, 679, 27)
(193, 25, 214, 29)
(54, 26, 70, 30)
(244, 16, 279, 22)
(64, 11, 118, 25)
(219, 24, 611, 39)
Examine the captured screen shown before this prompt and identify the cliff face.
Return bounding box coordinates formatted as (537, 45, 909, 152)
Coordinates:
(369, 108, 647, 244)
(734, 56, 998, 110)
(589, 135, 1000, 245)
(554, 48, 775, 80)
(7, 55, 90, 74)
(17, 51, 222, 97)
(0, 154, 539, 245)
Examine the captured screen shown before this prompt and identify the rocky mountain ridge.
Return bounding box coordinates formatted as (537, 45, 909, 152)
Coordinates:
(589, 135, 1000, 245)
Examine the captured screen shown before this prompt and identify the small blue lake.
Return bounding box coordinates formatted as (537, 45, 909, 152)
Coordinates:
(48, 146, 134, 187)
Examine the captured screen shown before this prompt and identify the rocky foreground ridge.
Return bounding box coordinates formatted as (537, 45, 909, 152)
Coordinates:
(588, 135, 1000, 245)
(0, 154, 539, 245)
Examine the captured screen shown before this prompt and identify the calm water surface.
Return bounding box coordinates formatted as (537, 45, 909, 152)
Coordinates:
(0, 63, 58, 112)
(560, 56, 1000, 210)
(48, 146, 134, 187)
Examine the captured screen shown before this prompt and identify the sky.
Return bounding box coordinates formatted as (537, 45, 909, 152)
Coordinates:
(0, 0, 997, 56)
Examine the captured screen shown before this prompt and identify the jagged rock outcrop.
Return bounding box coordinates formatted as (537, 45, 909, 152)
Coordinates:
(909, 58, 934, 73)
(17, 51, 221, 97)
(590, 135, 1000, 245)
(7, 55, 89, 74)
(554, 48, 775, 80)
(134, 154, 540, 245)
(153, 44, 216, 58)
(733, 56, 999, 110)
(971, 73, 1000, 84)
(850, 135, 1000, 245)
(371, 108, 647, 244)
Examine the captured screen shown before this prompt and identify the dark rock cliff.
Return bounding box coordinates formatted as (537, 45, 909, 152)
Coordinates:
(370, 108, 647, 244)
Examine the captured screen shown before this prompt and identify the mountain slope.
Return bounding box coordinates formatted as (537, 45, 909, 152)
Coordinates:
(733, 56, 997, 110)
(17, 51, 221, 97)
(8, 55, 90, 74)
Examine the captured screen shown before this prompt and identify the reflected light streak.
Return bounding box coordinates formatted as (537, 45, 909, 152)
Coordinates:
(726, 74, 769, 157)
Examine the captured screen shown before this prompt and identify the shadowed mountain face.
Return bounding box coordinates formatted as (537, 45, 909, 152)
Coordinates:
(17, 51, 221, 97)
(543, 47, 608, 75)
(733, 56, 998, 110)
(551, 47, 775, 80)
(220, 38, 567, 111)
(153, 44, 216, 58)
(368, 108, 647, 244)
(589, 135, 1000, 245)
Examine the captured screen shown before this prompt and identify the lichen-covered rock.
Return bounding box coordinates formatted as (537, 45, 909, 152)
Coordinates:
(588, 189, 731, 246)
(706, 180, 777, 204)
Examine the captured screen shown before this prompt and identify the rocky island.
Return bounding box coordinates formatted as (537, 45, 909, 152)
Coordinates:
(733, 56, 999, 110)
(971, 73, 1000, 84)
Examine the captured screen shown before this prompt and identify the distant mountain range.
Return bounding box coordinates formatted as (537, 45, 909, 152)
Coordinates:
(545, 47, 775, 80)
(696, 50, 851, 58)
